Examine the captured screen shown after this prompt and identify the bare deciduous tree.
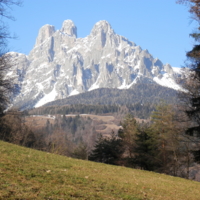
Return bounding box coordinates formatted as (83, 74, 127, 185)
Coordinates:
(0, 0, 22, 115)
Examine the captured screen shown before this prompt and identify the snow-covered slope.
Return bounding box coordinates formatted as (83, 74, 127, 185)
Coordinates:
(7, 20, 186, 109)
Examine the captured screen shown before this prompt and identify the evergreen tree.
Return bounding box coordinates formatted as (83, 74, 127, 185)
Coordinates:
(150, 103, 182, 175)
(89, 133, 124, 165)
(72, 143, 88, 160)
(178, 0, 200, 164)
(177, 0, 200, 137)
(119, 114, 139, 158)
(133, 127, 160, 171)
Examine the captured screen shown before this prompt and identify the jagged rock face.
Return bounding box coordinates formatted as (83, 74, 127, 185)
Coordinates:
(35, 25, 55, 47)
(60, 20, 77, 38)
(7, 19, 184, 109)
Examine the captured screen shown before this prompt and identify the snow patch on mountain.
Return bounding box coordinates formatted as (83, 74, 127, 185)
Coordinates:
(153, 74, 182, 90)
(35, 85, 58, 108)
(69, 89, 80, 96)
(172, 67, 182, 74)
(118, 79, 127, 89)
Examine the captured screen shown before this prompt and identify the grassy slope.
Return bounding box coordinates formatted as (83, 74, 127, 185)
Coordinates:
(0, 141, 200, 200)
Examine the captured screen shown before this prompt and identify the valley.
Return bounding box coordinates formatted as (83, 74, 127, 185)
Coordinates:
(25, 113, 121, 135)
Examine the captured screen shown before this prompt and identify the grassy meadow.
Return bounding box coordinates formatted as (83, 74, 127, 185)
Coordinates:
(0, 140, 200, 200)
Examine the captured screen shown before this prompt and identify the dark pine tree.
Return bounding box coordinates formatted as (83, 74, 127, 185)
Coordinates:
(133, 129, 160, 171)
(89, 133, 124, 165)
(178, 0, 200, 163)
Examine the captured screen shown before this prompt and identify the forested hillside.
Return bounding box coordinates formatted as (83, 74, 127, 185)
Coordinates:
(28, 103, 157, 119)
(43, 84, 178, 108)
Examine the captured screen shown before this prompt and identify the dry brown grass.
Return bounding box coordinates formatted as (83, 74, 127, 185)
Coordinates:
(80, 114, 120, 133)
(25, 115, 55, 130)
(25, 114, 121, 133)
(1, 140, 200, 200)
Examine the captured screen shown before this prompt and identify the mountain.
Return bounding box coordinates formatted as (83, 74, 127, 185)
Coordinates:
(7, 20, 186, 110)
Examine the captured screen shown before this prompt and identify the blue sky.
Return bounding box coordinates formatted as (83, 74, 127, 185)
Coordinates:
(5, 0, 196, 68)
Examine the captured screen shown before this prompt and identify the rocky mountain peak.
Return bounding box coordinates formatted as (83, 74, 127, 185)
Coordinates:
(35, 24, 55, 47)
(60, 19, 77, 38)
(164, 63, 174, 76)
(90, 20, 114, 36)
(89, 20, 115, 48)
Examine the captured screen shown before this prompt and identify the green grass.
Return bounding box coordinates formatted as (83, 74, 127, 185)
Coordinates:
(0, 141, 200, 200)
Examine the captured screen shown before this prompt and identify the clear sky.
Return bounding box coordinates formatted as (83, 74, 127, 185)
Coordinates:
(5, 0, 196, 68)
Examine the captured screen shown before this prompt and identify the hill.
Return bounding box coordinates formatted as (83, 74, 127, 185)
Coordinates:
(44, 85, 178, 108)
(1, 141, 200, 200)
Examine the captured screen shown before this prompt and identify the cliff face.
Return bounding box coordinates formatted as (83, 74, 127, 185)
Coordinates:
(7, 20, 185, 109)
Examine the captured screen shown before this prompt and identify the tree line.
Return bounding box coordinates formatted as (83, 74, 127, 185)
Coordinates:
(89, 103, 200, 179)
(0, 111, 103, 156)
(28, 103, 157, 119)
